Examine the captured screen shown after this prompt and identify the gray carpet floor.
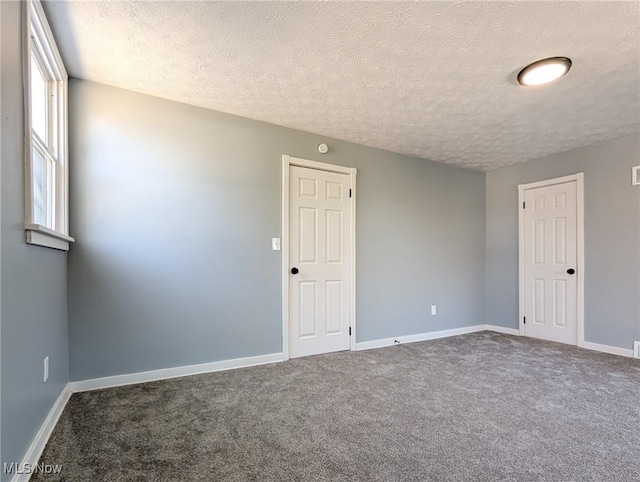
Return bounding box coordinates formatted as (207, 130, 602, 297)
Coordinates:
(34, 332, 640, 481)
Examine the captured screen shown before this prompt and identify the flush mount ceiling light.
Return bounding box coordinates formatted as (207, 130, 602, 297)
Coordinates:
(517, 57, 572, 87)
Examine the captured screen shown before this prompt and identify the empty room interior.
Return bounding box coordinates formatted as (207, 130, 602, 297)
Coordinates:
(1, 0, 640, 480)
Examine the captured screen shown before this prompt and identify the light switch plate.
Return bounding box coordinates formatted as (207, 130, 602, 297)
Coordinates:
(632, 166, 639, 186)
(272, 238, 281, 251)
(44, 356, 49, 382)
(431, 305, 437, 316)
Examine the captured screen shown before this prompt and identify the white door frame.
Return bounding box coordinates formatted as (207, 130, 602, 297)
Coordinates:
(518, 173, 585, 347)
(282, 155, 357, 360)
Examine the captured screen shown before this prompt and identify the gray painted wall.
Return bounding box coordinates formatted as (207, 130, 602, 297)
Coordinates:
(0, 2, 69, 477)
(486, 134, 640, 350)
(68, 80, 486, 381)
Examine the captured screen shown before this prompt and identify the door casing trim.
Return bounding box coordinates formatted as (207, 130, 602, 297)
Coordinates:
(282, 155, 357, 360)
(518, 172, 585, 347)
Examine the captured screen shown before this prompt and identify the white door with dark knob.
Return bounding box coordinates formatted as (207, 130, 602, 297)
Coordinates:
(289, 165, 351, 358)
(523, 180, 578, 345)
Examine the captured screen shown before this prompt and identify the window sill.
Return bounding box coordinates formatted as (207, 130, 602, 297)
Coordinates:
(25, 224, 75, 251)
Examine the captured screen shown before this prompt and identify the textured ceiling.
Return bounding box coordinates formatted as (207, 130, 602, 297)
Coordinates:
(43, 1, 640, 171)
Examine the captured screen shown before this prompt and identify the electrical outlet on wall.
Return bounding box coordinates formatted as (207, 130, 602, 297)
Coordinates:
(44, 356, 49, 382)
(431, 305, 437, 316)
(634, 341, 640, 359)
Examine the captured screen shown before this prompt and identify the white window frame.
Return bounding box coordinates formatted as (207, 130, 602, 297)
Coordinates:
(23, 0, 74, 250)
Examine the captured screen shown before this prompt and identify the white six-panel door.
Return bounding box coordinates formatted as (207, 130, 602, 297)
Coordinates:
(523, 181, 578, 345)
(289, 165, 351, 358)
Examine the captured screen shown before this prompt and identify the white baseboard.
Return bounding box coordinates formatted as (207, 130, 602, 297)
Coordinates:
(582, 341, 634, 358)
(354, 325, 636, 360)
(68, 352, 285, 393)
(11, 353, 283, 479)
(485, 324, 520, 336)
(489, 323, 634, 359)
(354, 324, 490, 351)
(11, 384, 72, 482)
(68, 327, 524, 392)
(11, 329, 634, 482)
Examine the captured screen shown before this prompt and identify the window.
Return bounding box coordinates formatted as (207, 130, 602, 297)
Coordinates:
(25, 0, 74, 250)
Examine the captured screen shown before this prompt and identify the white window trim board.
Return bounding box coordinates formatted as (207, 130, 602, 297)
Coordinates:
(281, 155, 357, 360)
(517, 173, 585, 347)
(23, 0, 72, 250)
(25, 223, 75, 251)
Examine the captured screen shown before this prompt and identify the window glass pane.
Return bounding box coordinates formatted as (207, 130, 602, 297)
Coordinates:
(30, 55, 48, 144)
(32, 146, 49, 226)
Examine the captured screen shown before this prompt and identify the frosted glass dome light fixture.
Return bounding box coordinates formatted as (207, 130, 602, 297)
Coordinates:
(517, 57, 572, 87)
